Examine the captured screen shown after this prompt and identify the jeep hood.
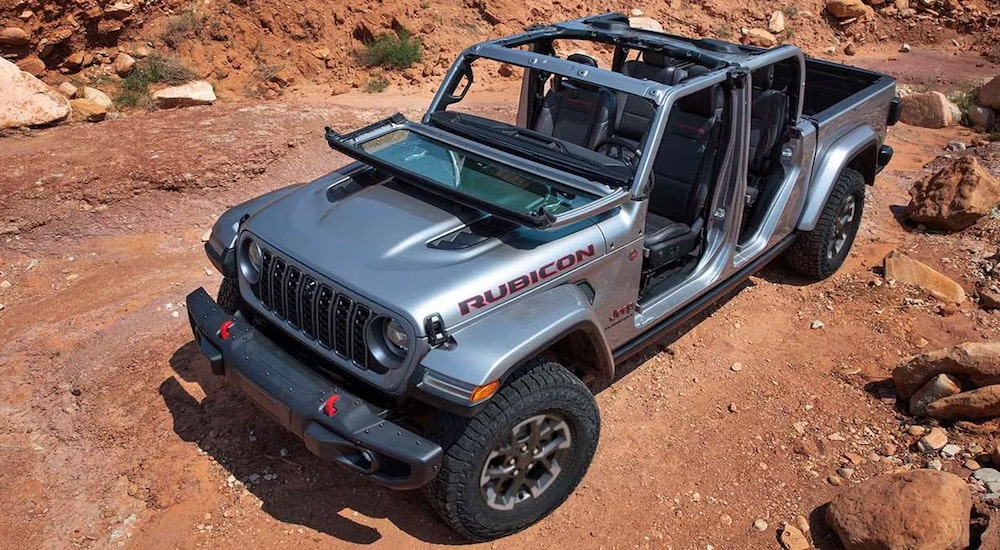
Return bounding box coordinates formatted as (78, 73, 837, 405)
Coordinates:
(241, 170, 608, 335)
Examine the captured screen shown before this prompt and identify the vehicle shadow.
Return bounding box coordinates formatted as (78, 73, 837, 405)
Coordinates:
(753, 261, 818, 288)
(594, 279, 753, 391)
(160, 341, 468, 546)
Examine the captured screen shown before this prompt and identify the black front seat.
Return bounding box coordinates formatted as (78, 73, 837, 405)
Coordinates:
(532, 54, 616, 149)
(643, 84, 724, 269)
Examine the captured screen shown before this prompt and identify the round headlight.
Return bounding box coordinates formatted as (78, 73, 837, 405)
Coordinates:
(241, 239, 263, 283)
(248, 240, 262, 270)
(384, 318, 409, 356)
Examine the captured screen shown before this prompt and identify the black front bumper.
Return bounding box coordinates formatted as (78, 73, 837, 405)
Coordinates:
(185, 287, 443, 490)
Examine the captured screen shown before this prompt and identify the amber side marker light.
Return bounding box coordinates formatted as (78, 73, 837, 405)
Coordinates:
(470, 380, 500, 403)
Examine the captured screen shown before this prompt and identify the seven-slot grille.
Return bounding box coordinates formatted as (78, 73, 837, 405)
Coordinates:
(251, 247, 374, 369)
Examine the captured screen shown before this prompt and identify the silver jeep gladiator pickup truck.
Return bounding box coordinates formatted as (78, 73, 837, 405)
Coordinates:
(186, 13, 899, 540)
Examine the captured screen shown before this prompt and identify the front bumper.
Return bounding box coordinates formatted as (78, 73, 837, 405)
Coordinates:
(185, 287, 443, 490)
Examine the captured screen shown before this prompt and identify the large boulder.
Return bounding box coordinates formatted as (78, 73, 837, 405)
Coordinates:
(926, 384, 1000, 419)
(978, 76, 1000, 111)
(152, 80, 216, 108)
(0, 57, 70, 130)
(883, 250, 966, 303)
(826, 0, 875, 18)
(899, 91, 960, 128)
(906, 156, 1000, 232)
(893, 342, 1000, 399)
(825, 470, 971, 550)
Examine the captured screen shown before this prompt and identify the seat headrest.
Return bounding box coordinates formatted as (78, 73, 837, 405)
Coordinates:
(686, 65, 711, 78)
(660, 66, 688, 85)
(567, 53, 598, 67)
(642, 50, 668, 67)
(752, 66, 774, 89)
(676, 86, 721, 118)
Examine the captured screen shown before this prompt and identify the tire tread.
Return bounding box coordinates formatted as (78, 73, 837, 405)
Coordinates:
(424, 359, 599, 541)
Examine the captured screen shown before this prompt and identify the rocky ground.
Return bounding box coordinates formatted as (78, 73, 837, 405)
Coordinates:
(3, 0, 1000, 124)
(3, 5, 1000, 550)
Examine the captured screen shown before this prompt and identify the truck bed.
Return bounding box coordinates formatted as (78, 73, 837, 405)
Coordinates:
(801, 58, 895, 122)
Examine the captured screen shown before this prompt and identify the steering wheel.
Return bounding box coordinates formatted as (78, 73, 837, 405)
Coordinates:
(597, 137, 640, 167)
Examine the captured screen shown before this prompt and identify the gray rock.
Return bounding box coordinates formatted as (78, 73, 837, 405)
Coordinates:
(909, 373, 961, 416)
(941, 444, 962, 458)
(973, 468, 1000, 484)
(967, 105, 996, 130)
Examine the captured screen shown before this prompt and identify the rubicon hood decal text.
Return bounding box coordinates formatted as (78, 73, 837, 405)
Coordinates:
(458, 244, 597, 316)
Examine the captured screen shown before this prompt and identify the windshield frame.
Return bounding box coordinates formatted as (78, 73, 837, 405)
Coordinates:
(426, 46, 675, 198)
(325, 116, 630, 229)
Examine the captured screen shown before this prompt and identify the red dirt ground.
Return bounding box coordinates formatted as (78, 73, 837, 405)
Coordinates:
(2, 55, 1000, 549)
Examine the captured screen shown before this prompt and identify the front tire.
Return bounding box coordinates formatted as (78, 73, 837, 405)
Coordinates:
(425, 359, 600, 541)
(785, 167, 866, 280)
(217, 276, 243, 315)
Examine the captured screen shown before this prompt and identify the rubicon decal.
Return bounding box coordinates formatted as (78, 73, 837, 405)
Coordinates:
(458, 244, 597, 316)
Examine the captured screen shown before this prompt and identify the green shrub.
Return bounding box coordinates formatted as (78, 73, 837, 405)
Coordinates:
(115, 54, 197, 108)
(357, 29, 422, 69)
(946, 81, 982, 124)
(365, 76, 390, 93)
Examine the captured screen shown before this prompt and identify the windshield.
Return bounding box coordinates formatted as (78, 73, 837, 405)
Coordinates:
(359, 129, 597, 218)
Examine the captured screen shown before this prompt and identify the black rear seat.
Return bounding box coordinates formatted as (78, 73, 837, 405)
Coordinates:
(532, 54, 616, 149)
(746, 66, 789, 204)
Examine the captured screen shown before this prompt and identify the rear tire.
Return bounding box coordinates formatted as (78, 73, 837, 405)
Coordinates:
(424, 359, 600, 541)
(217, 276, 243, 315)
(785, 167, 865, 280)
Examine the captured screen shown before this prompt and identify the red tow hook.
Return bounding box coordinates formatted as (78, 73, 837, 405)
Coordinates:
(323, 394, 340, 417)
(219, 320, 235, 340)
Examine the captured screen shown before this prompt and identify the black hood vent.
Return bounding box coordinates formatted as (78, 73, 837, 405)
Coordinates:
(427, 216, 517, 250)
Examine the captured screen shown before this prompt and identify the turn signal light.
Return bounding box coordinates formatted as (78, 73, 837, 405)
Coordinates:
(470, 380, 500, 403)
